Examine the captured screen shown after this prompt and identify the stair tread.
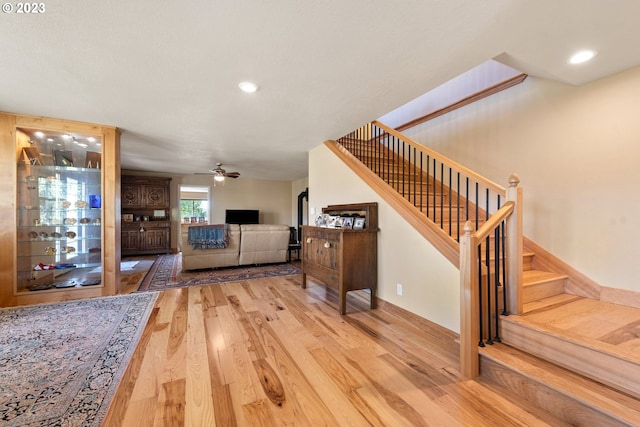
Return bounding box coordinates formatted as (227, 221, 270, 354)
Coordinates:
(503, 313, 640, 364)
(481, 343, 640, 424)
(510, 295, 640, 362)
(523, 292, 581, 313)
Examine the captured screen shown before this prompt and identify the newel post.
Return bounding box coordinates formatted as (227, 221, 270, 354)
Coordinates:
(506, 173, 523, 315)
(460, 221, 479, 378)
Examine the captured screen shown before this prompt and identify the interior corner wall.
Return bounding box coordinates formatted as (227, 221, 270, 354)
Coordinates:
(291, 177, 309, 230)
(308, 144, 460, 332)
(398, 65, 640, 293)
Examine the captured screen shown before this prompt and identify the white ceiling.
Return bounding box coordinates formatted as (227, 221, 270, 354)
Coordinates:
(2, 1, 640, 181)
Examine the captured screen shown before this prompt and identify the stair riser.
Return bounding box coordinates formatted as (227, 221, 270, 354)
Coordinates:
(501, 318, 640, 400)
(523, 278, 564, 303)
(480, 356, 632, 427)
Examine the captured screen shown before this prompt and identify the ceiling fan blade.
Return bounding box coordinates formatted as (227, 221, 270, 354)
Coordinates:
(225, 172, 240, 178)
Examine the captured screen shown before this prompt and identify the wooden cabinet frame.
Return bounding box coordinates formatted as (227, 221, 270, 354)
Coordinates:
(121, 175, 171, 256)
(0, 112, 121, 307)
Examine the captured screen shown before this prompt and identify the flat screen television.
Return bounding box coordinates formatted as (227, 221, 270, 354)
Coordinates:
(225, 209, 259, 224)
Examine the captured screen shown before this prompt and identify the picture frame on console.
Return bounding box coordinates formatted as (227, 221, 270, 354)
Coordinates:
(353, 217, 365, 229)
(342, 216, 353, 229)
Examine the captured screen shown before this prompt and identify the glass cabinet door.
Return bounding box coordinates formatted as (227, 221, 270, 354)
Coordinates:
(16, 127, 103, 293)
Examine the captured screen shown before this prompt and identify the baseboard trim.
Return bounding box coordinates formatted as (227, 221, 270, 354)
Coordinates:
(376, 297, 460, 358)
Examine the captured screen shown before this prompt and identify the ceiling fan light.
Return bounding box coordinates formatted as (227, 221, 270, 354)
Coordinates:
(214, 174, 225, 182)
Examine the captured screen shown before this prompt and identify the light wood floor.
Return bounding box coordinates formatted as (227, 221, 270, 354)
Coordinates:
(104, 273, 568, 426)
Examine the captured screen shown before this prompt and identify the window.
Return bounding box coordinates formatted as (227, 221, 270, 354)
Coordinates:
(179, 185, 210, 223)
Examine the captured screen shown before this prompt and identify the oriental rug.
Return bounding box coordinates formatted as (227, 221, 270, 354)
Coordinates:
(137, 254, 301, 292)
(0, 292, 158, 427)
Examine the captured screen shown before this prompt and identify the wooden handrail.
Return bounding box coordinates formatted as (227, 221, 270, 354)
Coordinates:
(473, 202, 514, 241)
(372, 120, 506, 196)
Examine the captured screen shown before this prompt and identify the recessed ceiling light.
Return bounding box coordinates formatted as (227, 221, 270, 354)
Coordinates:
(569, 49, 597, 65)
(238, 81, 258, 93)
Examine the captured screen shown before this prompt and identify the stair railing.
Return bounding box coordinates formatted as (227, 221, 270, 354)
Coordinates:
(337, 121, 506, 242)
(336, 121, 523, 379)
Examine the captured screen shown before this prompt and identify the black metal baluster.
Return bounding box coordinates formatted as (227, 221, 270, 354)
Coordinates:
(426, 156, 431, 219)
(486, 234, 493, 345)
(475, 182, 479, 230)
(456, 173, 461, 241)
(465, 177, 469, 222)
(440, 163, 444, 229)
(448, 167, 452, 237)
(494, 222, 502, 342)
(393, 135, 400, 191)
(432, 158, 437, 222)
(402, 140, 406, 198)
(376, 125, 380, 177)
(412, 147, 417, 207)
(501, 220, 508, 316)
(387, 134, 391, 186)
(478, 244, 485, 347)
(420, 153, 424, 215)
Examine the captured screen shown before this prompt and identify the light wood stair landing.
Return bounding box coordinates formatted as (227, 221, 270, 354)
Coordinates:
(487, 294, 640, 425)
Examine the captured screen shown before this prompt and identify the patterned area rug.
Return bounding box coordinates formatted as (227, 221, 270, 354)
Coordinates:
(137, 254, 301, 292)
(0, 293, 157, 427)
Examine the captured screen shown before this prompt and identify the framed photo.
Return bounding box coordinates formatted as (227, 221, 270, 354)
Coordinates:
(54, 150, 74, 167)
(85, 151, 101, 169)
(353, 217, 366, 229)
(23, 147, 43, 165)
(325, 215, 339, 228)
(315, 214, 324, 226)
(342, 216, 354, 229)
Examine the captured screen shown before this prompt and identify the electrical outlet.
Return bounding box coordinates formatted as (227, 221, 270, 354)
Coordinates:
(396, 283, 403, 296)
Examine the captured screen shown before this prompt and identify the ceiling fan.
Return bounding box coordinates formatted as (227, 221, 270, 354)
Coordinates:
(197, 163, 240, 183)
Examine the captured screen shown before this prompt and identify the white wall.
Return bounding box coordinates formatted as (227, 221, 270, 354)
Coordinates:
(397, 66, 640, 293)
(309, 145, 461, 332)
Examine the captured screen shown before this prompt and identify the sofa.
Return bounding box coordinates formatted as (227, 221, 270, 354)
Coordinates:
(181, 223, 290, 270)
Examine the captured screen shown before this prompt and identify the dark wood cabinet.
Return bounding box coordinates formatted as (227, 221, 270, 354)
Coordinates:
(121, 221, 171, 255)
(121, 175, 171, 256)
(302, 202, 378, 314)
(122, 178, 169, 210)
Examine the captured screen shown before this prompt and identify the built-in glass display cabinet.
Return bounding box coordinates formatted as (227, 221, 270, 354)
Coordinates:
(0, 112, 121, 307)
(16, 127, 104, 293)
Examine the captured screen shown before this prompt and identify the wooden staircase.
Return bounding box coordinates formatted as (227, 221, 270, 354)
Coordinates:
(333, 131, 640, 426)
(479, 247, 640, 426)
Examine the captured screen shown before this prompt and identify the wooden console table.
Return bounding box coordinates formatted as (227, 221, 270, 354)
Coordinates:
(301, 202, 378, 314)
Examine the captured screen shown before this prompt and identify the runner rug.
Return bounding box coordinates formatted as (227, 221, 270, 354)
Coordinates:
(137, 254, 301, 292)
(0, 292, 157, 427)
